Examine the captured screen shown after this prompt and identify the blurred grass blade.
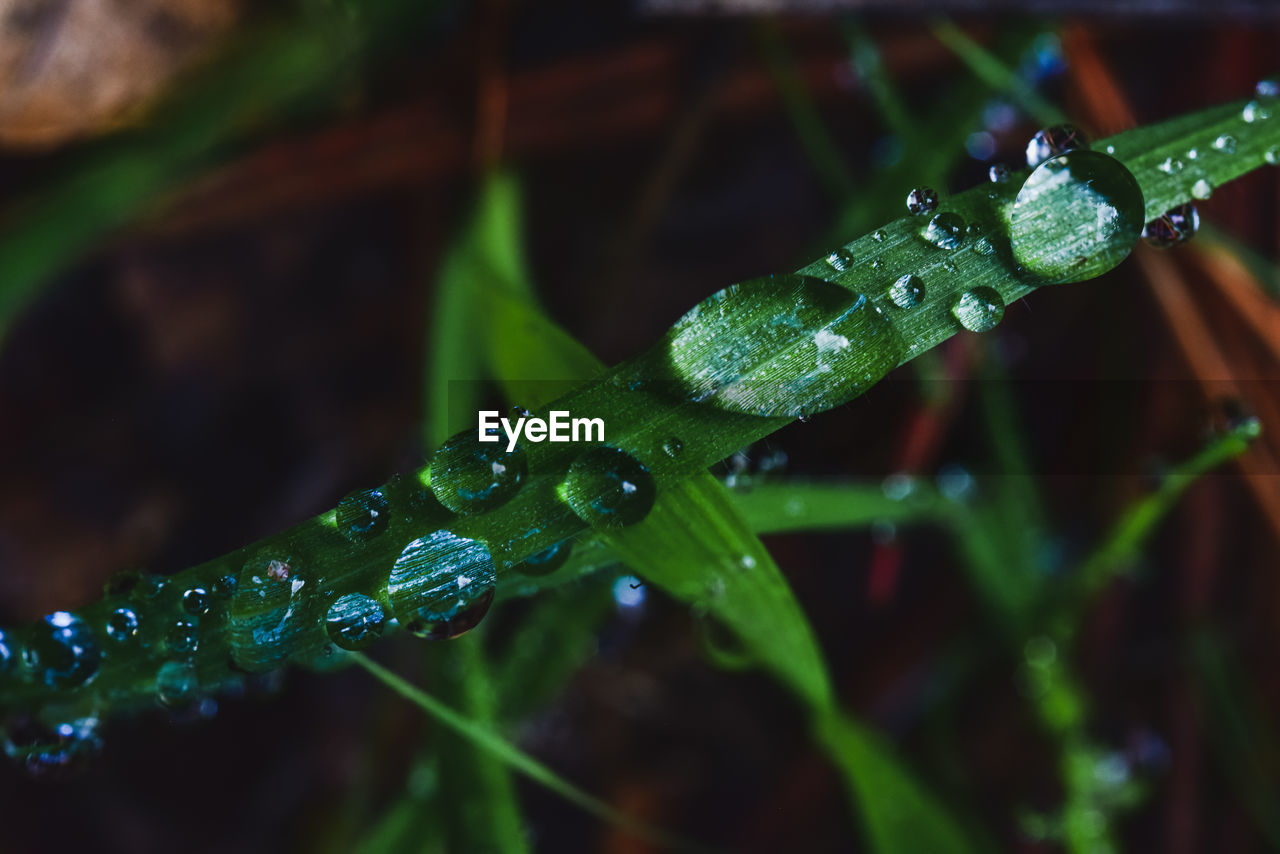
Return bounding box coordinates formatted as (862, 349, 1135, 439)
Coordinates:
(353, 654, 709, 854)
(930, 21, 1065, 129)
(730, 480, 944, 533)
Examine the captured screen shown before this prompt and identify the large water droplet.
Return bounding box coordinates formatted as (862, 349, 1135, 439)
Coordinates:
(156, 660, 200, 709)
(906, 187, 938, 215)
(429, 431, 528, 515)
(666, 274, 904, 418)
(24, 612, 101, 689)
(387, 531, 497, 631)
(563, 446, 656, 530)
(888, 274, 925, 309)
(105, 607, 139, 643)
(337, 488, 390, 541)
(229, 554, 317, 672)
(952, 288, 1005, 333)
(1009, 150, 1144, 284)
(924, 213, 965, 250)
(325, 593, 387, 651)
(1025, 124, 1088, 168)
(1141, 204, 1199, 248)
(513, 540, 573, 577)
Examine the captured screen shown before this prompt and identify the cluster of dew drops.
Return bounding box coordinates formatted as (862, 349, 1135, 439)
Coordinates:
(827, 75, 1280, 338)
(0, 424, 666, 777)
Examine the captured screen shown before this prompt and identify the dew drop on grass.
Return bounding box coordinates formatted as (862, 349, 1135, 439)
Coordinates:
(925, 212, 965, 249)
(988, 163, 1011, 183)
(1243, 100, 1273, 123)
(0, 628, 12, 675)
(406, 589, 495, 641)
(1186, 147, 1199, 160)
(429, 431, 528, 515)
(888, 274, 925, 308)
(167, 620, 199, 658)
(1258, 77, 1280, 98)
(1141, 203, 1199, 248)
(1191, 178, 1214, 200)
(387, 531, 497, 635)
(513, 540, 573, 577)
(156, 660, 200, 709)
(826, 248, 854, 273)
(23, 612, 101, 689)
(182, 587, 211, 616)
(1009, 150, 1144, 284)
(337, 487, 390, 542)
(1157, 157, 1183, 175)
(1212, 134, 1236, 154)
(229, 554, 318, 672)
(325, 593, 387, 651)
(666, 274, 905, 418)
(951, 287, 1005, 333)
(1025, 124, 1088, 168)
(563, 446, 656, 530)
(661, 436, 684, 458)
(906, 187, 938, 215)
(1266, 145, 1280, 165)
(105, 607, 139, 643)
(872, 229, 886, 242)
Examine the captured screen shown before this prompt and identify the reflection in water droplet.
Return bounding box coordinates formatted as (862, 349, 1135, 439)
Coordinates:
(406, 589, 494, 641)
(826, 248, 854, 273)
(1186, 147, 1199, 160)
(662, 437, 684, 458)
(105, 607, 139, 643)
(1243, 100, 1273, 123)
(906, 187, 938, 215)
(156, 660, 200, 708)
(25, 612, 101, 689)
(1267, 146, 1280, 165)
(1009, 150, 1144, 284)
(1191, 178, 1213, 200)
(429, 431, 528, 515)
(952, 288, 1005, 333)
(1157, 157, 1183, 175)
(513, 540, 573, 577)
(182, 587, 211, 616)
(1141, 204, 1199, 248)
(988, 164, 1011, 183)
(337, 488, 390, 541)
(872, 229, 886, 242)
(325, 593, 387, 651)
(925, 213, 965, 250)
(1212, 134, 1237, 154)
(666, 274, 905, 418)
(888, 275, 924, 309)
(563, 446, 656, 530)
(1025, 124, 1088, 168)
(387, 531, 497, 632)
(167, 620, 200, 658)
(229, 554, 316, 672)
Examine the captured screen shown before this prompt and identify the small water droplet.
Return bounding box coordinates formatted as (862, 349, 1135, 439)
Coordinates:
(1257, 77, 1280, 99)
(563, 446, 656, 529)
(870, 258, 883, 269)
(988, 163, 1011, 183)
(951, 288, 1005, 333)
(1191, 178, 1213, 200)
(1265, 145, 1280, 165)
(24, 612, 101, 689)
(1104, 144, 1116, 154)
(942, 260, 958, 273)
(888, 275, 924, 309)
(1141, 203, 1199, 248)
(906, 187, 938, 215)
(156, 660, 200, 709)
(661, 436, 684, 458)
(1025, 124, 1088, 168)
(167, 620, 199, 658)
(0, 628, 13, 675)
(388, 531, 497, 634)
(872, 229, 886, 242)
(105, 607, 139, 643)
(1157, 157, 1183, 175)
(970, 236, 995, 256)
(1010, 150, 1144, 284)
(513, 540, 573, 577)
(429, 431, 528, 515)
(826, 248, 854, 273)
(924, 212, 965, 250)
(1186, 147, 1199, 160)
(1243, 100, 1273, 123)
(211, 574, 238, 598)
(1212, 134, 1237, 154)
(337, 487, 390, 542)
(325, 593, 387, 651)
(182, 587, 211, 616)
(406, 590, 495, 641)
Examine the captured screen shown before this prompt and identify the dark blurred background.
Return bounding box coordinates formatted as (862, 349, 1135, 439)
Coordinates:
(0, 1, 1278, 851)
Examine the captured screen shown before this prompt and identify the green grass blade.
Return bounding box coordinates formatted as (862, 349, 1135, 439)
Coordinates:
(729, 480, 944, 533)
(930, 21, 1065, 129)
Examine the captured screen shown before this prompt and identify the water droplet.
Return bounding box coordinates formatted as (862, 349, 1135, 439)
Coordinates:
(0, 628, 11, 676)
(229, 554, 318, 672)
(325, 593, 387, 651)
(156, 660, 200, 708)
(1266, 146, 1280, 165)
(661, 436, 684, 458)
(1141, 203, 1199, 248)
(951, 288, 1005, 333)
(1191, 178, 1213, 200)
(211, 574, 238, 598)
(666, 274, 904, 417)
(4, 716, 102, 779)
(882, 473, 917, 502)
(870, 258, 883, 269)
(563, 446, 656, 529)
(182, 587, 211, 616)
(1157, 157, 1183, 175)
(1009, 150, 1144, 284)
(387, 531, 497, 634)
(872, 229, 886, 242)
(105, 607, 139, 643)
(1257, 77, 1280, 99)
(988, 163, 1011, 183)
(513, 540, 573, 577)
(24, 612, 101, 689)
(970, 236, 995, 256)
(1243, 100, 1273, 123)
(1104, 144, 1116, 154)
(104, 570, 165, 600)
(429, 431, 528, 515)
(337, 487, 390, 542)
(942, 260, 959, 273)
(1025, 124, 1088, 168)
(906, 187, 938, 215)
(1212, 134, 1237, 154)
(1186, 147, 1199, 160)
(924, 212, 965, 250)
(826, 248, 854, 273)
(167, 620, 199, 658)
(406, 589, 494, 641)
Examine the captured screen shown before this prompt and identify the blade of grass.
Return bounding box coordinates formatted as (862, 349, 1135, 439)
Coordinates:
(930, 21, 1065, 130)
